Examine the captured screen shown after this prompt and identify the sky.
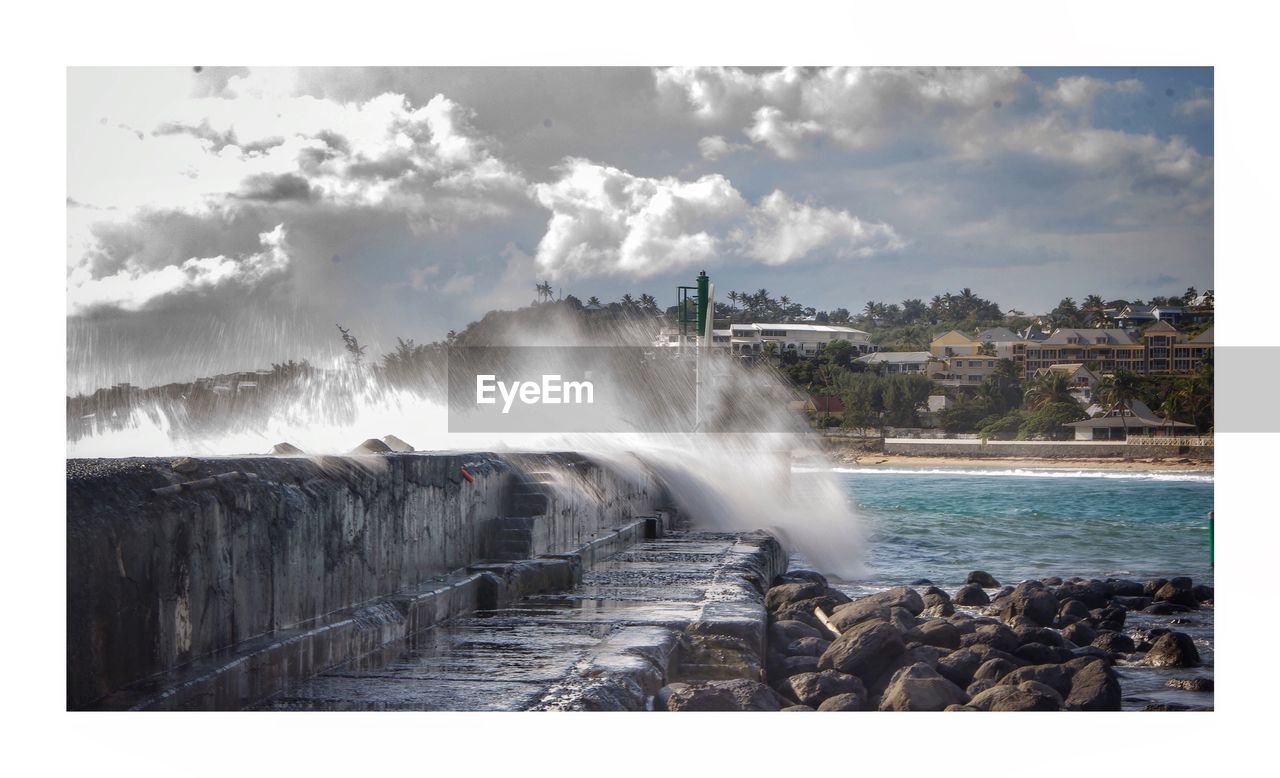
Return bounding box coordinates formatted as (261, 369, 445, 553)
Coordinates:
(66, 66, 1213, 390)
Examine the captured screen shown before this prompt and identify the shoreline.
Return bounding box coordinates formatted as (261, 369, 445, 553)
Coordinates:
(817, 451, 1213, 472)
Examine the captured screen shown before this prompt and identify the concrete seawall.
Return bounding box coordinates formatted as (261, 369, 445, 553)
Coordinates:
(66, 452, 662, 710)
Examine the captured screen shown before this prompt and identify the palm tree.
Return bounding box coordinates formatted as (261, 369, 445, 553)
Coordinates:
(586, 295, 601, 307)
(639, 293, 658, 313)
(1096, 369, 1143, 440)
(535, 280, 554, 303)
(728, 291, 739, 318)
(1024, 371, 1074, 410)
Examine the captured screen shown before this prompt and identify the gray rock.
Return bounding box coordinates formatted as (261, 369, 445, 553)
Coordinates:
(1064, 659, 1121, 710)
(997, 582, 1060, 627)
(1091, 631, 1136, 655)
(1058, 599, 1092, 623)
(170, 456, 200, 474)
(779, 669, 867, 708)
(1167, 677, 1214, 692)
(1154, 582, 1200, 610)
(966, 571, 1001, 588)
(350, 438, 393, 454)
(936, 645, 1026, 688)
(269, 442, 304, 455)
(768, 653, 820, 680)
(1015, 642, 1074, 665)
(878, 662, 969, 711)
(785, 636, 831, 657)
(780, 704, 815, 711)
(774, 570, 829, 588)
(961, 622, 1021, 654)
(715, 679, 790, 711)
(953, 584, 991, 606)
(770, 619, 822, 646)
(1111, 595, 1153, 611)
(818, 620, 906, 679)
(999, 664, 1075, 697)
(381, 434, 415, 452)
(816, 692, 866, 711)
(972, 657, 1017, 683)
(765, 581, 828, 612)
(662, 683, 739, 711)
(966, 678, 997, 697)
(828, 600, 892, 633)
(916, 619, 962, 650)
(1147, 631, 1201, 667)
(968, 683, 1059, 711)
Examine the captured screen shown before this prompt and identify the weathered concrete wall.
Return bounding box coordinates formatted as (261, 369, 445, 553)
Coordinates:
(883, 439, 1213, 461)
(66, 452, 658, 710)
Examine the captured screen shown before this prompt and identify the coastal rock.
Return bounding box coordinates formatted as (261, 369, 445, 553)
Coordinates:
(997, 583, 1060, 627)
(887, 606, 923, 637)
(1061, 621, 1098, 647)
(1017, 680, 1065, 709)
(1111, 595, 1153, 611)
(768, 653, 820, 680)
(785, 637, 831, 657)
(1091, 631, 1137, 655)
(972, 657, 1017, 683)
(661, 683, 740, 711)
(923, 592, 954, 614)
(770, 620, 822, 646)
(774, 594, 851, 624)
(1147, 632, 1202, 668)
(1071, 646, 1115, 663)
(818, 620, 906, 679)
(1058, 599, 1092, 623)
(766, 582, 829, 612)
(922, 602, 955, 618)
(1090, 605, 1127, 628)
(774, 570, 829, 588)
(968, 683, 1059, 711)
(1000, 664, 1075, 697)
(350, 438, 393, 455)
(781, 705, 815, 712)
(924, 586, 951, 602)
(1143, 578, 1170, 597)
(966, 571, 1001, 588)
(953, 585, 991, 606)
(878, 663, 969, 711)
(1191, 584, 1214, 603)
(1167, 677, 1214, 692)
(936, 645, 1025, 688)
(716, 679, 790, 711)
(269, 442, 304, 455)
(1064, 659, 1122, 711)
(1054, 581, 1109, 609)
(1015, 643, 1074, 665)
(916, 619, 962, 650)
(1154, 582, 1200, 610)
(1042, 576, 1064, 586)
(960, 622, 1021, 654)
(867, 586, 926, 616)
(829, 601, 892, 633)
(381, 434, 415, 453)
(779, 670, 867, 708)
(1144, 602, 1192, 615)
(816, 693, 866, 711)
(966, 678, 997, 697)
(1105, 578, 1145, 597)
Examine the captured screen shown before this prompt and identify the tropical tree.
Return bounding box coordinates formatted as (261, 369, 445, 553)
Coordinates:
(1096, 369, 1143, 438)
(336, 324, 367, 367)
(1024, 370, 1075, 410)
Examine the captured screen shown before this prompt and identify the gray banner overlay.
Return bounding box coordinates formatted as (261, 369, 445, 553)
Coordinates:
(1215, 346, 1278, 432)
(446, 346, 800, 433)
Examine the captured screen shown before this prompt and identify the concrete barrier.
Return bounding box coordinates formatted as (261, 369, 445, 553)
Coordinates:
(66, 452, 660, 710)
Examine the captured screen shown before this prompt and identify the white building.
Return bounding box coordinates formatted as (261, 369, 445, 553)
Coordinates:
(856, 351, 942, 374)
(728, 323, 877, 356)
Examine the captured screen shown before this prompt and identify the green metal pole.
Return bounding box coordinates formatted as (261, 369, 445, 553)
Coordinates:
(1208, 510, 1214, 567)
(696, 271, 710, 337)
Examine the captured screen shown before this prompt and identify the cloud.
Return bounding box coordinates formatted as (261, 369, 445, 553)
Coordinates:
(1044, 75, 1143, 109)
(1175, 89, 1214, 118)
(68, 224, 289, 314)
(531, 158, 902, 276)
(697, 135, 750, 160)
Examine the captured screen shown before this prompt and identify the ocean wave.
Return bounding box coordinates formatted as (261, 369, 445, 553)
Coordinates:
(795, 466, 1214, 483)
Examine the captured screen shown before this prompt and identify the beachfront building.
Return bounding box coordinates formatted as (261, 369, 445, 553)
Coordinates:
(1065, 399, 1195, 440)
(729, 323, 877, 357)
(1034, 363, 1102, 403)
(1024, 328, 1146, 375)
(1141, 320, 1181, 374)
(1173, 327, 1214, 373)
(929, 330, 981, 357)
(856, 351, 944, 375)
(930, 327, 1029, 373)
(939, 353, 1000, 386)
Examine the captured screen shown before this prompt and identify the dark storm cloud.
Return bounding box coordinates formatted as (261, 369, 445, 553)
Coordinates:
(235, 172, 316, 202)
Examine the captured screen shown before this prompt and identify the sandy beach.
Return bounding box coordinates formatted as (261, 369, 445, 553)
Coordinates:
(815, 440, 1212, 471)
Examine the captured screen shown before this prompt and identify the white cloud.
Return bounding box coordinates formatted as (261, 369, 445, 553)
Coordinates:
(697, 135, 751, 161)
(531, 159, 902, 276)
(68, 224, 289, 314)
(1175, 89, 1214, 118)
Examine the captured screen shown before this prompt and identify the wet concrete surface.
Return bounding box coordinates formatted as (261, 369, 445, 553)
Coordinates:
(260, 530, 783, 711)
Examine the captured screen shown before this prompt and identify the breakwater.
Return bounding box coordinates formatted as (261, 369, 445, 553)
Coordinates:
(66, 451, 663, 710)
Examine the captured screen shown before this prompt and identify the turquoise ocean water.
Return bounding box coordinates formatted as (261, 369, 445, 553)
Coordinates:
(795, 466, 1214, 710)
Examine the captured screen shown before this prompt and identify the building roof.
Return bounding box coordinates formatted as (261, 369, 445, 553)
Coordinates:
(1037, 328, 1139, 346)
(1142, 320, 1180, 334)
(930, 329, 973, 344)
(730, 322, 871, 336)
(809, 396, 845, 413)
(1190, 327, 1214, 344)
(974, 326, 1020, 342)
(857, 351, 936, 364)
(1068, 399, 1194, 429)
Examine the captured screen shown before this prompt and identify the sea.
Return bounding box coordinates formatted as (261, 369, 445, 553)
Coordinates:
(794, 465, 1215, 710)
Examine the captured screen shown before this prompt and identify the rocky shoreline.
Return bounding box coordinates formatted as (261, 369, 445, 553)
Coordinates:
(657, 570, 1213, 711)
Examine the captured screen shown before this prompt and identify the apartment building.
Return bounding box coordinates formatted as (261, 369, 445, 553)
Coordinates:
(729, 323, 877, 356)
(1172, 326, 1214, 373)
(856, 351, 944, 374)
(1024, 328, 1146, 375)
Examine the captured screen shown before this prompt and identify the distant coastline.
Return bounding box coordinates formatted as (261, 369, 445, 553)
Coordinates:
(823, 450, 1212, 472)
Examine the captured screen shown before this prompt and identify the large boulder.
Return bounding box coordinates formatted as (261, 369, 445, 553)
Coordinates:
(972, 657, 1017, 683)
(1143, 578, 1170, 597)
(968, 683, 1060, 711)
(960, 622, 1021, 654)
(966, 571, 1001, 588)
(877, 663, 969, 711)
(715, 679, 790, 711)
(779, 670, 867, 708)
(816, 693, 866, 711)
(661, 683, 740, 711)
(1061, 621, 1097, 647)
(1147, 631, 1202, 667)
(770, 620, 822, 646)
(767, 653, 820, 680)
(916, 619, 962, 650)
(999, 664, 1075, 697)
(1054, 580, 1109, 609)
(1058, 599, 1092, 623)
(1154, 582, 1200, 610)
(1191, 584, 1214, 603)
(953, 585, 991, 606)
(996, 582, 1060, 627)
(828, 600, 893, 634)
(1105, 578, 1145, 597)
(865, 586, 926, 616)
(936, 645, 1025, 688)
(1091, 631, 1137, 655)
(774, 594, 850, 624)
(1014, 643, 1075, 665)
(818, 620, 906, 679)
(785, 637, 832, 657)
(765, 581, 829, 612)
(774, 570, 829, 588)
(1168, 677, 1214, 692)
(1064, 659, 1122, 710)
(1111, 595, 1153, 611)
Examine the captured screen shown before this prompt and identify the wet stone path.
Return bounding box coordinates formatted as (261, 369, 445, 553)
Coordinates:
(260, 531, 780, 711)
